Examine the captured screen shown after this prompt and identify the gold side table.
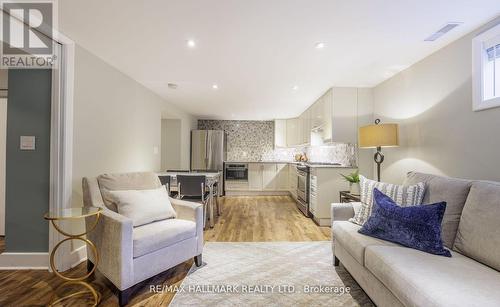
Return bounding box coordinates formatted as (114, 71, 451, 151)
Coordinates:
(44, 207, 102, 306)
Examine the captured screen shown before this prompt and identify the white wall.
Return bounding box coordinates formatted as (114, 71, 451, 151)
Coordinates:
(71, 45, 196, 209)
(0, 98, 6, 236)
(373, 17, 500, 184)
(161, 119, 182, 171)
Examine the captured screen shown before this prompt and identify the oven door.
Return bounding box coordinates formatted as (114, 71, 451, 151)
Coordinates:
(297, 171, 307, 202)
(225, 164, 248, 181)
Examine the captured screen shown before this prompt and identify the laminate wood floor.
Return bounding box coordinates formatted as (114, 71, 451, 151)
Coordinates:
(0, 196, 331, 306)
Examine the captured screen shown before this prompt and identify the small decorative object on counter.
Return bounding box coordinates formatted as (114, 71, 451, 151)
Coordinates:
(294, 153, 302, 162)
(300, 152, 308, 162)
(340, 170, 360, 195)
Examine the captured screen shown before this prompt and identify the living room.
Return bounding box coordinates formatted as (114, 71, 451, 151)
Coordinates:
(0, 1, 499, 306)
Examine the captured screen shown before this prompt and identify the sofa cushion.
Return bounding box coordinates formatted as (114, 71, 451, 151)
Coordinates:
(365, 245, 500, 307)
(98, 172, 162, 212)
(349, 175, 425, 225)
(332, 221, 396, 265)
(133, 219, 196, 258)
(453, 181, 500, 271)
(404, 172, 472, 248)
(359, 188, 451, 257)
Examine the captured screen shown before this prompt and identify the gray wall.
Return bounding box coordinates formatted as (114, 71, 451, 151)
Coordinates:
(373, 17, 500, 184)
(5, 69, 52, 252)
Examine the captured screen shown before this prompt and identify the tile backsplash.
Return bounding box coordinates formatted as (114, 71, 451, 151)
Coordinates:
(198, 120, 274, 162)
(198, 119, 357, 166)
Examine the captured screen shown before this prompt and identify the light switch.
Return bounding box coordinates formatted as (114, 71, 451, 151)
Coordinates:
(20, 136, 36, 150)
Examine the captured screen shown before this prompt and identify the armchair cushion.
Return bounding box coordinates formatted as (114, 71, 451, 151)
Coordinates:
(133, 219, 196, 258)
(108, 186, 176, 226)
(98, 172, 162, 211)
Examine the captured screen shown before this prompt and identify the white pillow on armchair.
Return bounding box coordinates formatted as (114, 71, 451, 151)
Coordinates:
(108, 186, 177, 226)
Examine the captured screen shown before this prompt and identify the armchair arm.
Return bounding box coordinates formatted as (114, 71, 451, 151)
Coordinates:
(170, 197, 204, 255)
(86, 209, 134, 290)
(331, 202, 360, 223)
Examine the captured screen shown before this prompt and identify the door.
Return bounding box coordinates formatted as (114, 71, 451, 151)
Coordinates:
(191, 130, 207, 170)
(262, 164, 276, 190)
(206, 130, 224, 171)
(0, 97, 6, 236)
(248, 163, 263, 190)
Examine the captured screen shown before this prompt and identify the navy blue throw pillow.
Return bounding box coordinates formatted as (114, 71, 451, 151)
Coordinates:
(359, 188, 451, 257)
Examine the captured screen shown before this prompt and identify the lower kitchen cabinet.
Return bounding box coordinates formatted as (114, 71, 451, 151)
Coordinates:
(309, 167, 357, 226)
(226, 163, 289, 194)
(248, 163, 263, 190)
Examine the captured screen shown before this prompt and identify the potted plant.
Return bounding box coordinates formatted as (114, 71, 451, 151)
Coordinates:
(340, 170, 360, 195)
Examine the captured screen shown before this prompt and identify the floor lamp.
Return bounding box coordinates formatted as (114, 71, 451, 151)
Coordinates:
(358, 119, 399, 182)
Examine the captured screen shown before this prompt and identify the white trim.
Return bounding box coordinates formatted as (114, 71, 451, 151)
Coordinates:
(225, 191, 291, 196)
(69, 245, 87, 269)
(0, 252, 49, 270)
(472, 22, 500, 111)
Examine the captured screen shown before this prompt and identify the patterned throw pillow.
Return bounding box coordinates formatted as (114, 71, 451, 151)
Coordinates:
(349, 175, 426, 225)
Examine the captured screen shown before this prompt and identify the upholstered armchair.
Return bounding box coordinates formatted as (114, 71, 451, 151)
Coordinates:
(82, 172, 204, 306)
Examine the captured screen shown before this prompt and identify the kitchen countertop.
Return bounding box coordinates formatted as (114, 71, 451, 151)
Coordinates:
(224, 161, 356, 168)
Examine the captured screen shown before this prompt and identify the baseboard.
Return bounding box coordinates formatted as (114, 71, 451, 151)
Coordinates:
(0, 252, 49, 270)
(69, 245, 87, 268)
(225, 190, 291, 196)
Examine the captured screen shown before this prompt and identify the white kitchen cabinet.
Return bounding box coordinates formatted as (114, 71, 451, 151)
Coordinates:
(288, 164, 298, 199)
(262, 164, 277, 190)
(302, 108, 311, 145)
(286, 118, 299, 146)
(309, 167, 357, 226)
(276, 163, 288, 190)
(274, 119, 287, 148)
(248, 163, 263, 190)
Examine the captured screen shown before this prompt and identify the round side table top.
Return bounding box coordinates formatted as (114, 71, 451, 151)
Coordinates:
(44, 207, 102, 221)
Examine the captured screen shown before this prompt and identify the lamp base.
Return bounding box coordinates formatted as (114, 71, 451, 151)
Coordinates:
(374, 146, 384, 182)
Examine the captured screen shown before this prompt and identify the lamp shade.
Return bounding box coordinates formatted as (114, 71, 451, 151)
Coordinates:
(359, 123, 399, 148)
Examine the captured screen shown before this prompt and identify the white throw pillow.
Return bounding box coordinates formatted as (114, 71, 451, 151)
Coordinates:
(349, 175, 425, 226)
(108, 186, 177, 227)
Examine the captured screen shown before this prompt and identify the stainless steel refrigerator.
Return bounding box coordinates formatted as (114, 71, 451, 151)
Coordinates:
(190, 130, 226, 171)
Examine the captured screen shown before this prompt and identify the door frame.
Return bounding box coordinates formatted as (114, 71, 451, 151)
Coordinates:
(0, 8, 75, 270)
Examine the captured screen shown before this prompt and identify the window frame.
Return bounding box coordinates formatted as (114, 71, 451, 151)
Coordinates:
(472, 22, 500, 111)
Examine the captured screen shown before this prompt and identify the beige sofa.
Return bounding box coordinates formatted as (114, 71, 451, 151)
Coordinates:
(331, 172, 500, 307)
(82, 172, 204, 306)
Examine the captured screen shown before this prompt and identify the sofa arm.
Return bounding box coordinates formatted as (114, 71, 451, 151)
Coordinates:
(331, 202, 359, 223)
(170, 197, 204, 255)
(86, 208, 134, 290)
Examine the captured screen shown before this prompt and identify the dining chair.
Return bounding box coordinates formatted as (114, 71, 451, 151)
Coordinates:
(158, 175, 173, 196)
(176, 175, 213, 229)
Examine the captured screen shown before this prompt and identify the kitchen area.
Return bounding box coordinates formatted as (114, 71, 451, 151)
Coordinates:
(189, 87, 371, 226)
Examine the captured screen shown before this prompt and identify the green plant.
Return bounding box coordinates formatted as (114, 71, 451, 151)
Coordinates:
(340, 170, 360, 183)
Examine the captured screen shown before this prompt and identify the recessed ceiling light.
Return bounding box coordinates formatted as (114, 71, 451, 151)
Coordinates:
(292, 85, 299, 91)
(315, 42, 326, 49)
(212, 84, 219, 90)
(186, 39, 196, 48)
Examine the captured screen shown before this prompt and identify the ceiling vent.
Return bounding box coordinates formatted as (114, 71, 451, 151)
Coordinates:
(424, 22, 462, 41)
(167, 83, 178, 89)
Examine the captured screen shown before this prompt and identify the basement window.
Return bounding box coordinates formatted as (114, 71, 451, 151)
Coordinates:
(473, 23, 500, 111)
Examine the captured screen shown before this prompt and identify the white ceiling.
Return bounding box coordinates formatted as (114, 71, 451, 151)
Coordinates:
(58, 0, 500, 120)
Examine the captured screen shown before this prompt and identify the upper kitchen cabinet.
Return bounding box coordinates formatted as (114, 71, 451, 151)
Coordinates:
(299, 108, 311, 146)
(311, 87, 358, 144)
(286, 117, 300, 147)
(274, 119, 287, 148)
